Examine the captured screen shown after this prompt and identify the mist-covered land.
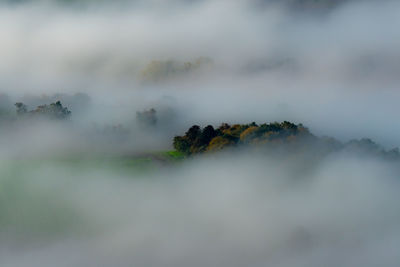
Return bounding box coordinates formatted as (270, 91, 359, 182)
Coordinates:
(1, 0, 400, 266)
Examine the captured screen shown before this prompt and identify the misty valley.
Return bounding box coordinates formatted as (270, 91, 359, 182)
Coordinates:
(1, 0, 400, 267)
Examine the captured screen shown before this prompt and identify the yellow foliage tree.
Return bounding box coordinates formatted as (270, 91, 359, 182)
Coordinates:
(207, 136, 235, 152)
(239, 126, 259, 143)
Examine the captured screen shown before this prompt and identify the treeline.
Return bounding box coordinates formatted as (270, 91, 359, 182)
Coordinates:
(173, 121, 400, 160)
(0, 92, 90, 117)
(0, 99, 72, 122)
(173, 121, 313, 154)
(15, 101, 71, 120)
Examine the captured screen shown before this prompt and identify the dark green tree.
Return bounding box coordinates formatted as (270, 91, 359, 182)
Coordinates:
(185, 125, 201, 142)
(15, 102, 27, 115)
(173, 136, 191, 154)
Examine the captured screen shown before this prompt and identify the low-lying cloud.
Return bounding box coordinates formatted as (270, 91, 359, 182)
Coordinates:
(1, 153, 400, 267)
(0, 1, 400, 266)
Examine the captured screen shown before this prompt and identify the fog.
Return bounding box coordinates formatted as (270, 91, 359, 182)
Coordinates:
(2, 153, 400, 267)
(0, 0, 399, 145)
(1, 0, 400, 266)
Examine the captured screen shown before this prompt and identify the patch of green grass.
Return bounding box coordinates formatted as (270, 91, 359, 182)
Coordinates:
(162, 150, 185, 160)
(2, 150, 187, 178)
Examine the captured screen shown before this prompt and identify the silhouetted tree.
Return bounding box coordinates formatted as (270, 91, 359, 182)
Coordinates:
(31, 101, 71, 119)
(185, 125, 201, 142)
(15, 101, 71, 119)
(200, 125, 217, 144)
(15, 102, 27, 115)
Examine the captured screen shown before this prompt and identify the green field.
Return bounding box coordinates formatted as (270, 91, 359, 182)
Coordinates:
(1, 150, 186, 176)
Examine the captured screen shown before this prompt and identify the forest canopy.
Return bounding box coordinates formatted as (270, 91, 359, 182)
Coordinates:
(173, 121, 400, 160)
(174, 121, 313, 154)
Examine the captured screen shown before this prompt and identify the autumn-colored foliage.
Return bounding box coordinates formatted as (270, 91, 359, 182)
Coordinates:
(173, 121, 313, 155)
(173, 121, 400, 160)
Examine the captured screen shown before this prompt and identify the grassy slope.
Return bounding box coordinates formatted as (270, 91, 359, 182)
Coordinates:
(3, 150, 186, 175)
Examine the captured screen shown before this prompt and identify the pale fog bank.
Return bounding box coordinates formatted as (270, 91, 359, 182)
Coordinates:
(1, 152, 400, 267)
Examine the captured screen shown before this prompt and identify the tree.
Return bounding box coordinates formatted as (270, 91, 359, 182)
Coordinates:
(16, 101, 71, 119)
(185, 125, 201, 142)
(32, 101, 71, 119)
(240, 126, 259, 143)
(200, 125, 217, 145)
(173, 136, 191, 155)
(207, 136, 235, 152)
(15, 102, 27, 115)
(189, 125, 216, 153)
